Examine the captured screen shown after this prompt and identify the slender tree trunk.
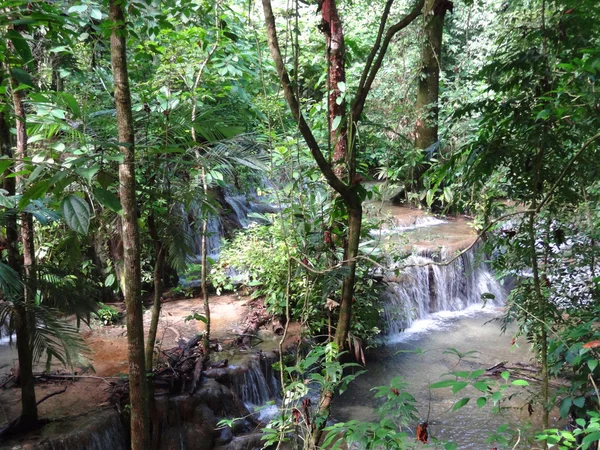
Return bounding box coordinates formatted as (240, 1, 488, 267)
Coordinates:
(109, 2, 151, 448)
(8, 75, 39, 427)
(333, 206, 361, 347)
(11, 83, 37, 307)
(414, 0, 450, 185)
(529, 143, 549, 433)
(201, 169, 211, 351)
(145, 214, 164, 371)
(262, 0, 423, 445)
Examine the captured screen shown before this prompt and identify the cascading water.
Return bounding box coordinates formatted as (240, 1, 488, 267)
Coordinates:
(230, 353, 281, 421)
(32, 410, 127, 450)
(381, 248, 506, 336)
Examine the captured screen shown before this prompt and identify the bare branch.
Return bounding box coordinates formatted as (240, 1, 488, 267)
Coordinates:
(537, 132, 600, 212)
(357, 0, 394, 94)
(352, 0, 424, 120)
(261, 0, 359, 208)
(36, 387, 68, 405)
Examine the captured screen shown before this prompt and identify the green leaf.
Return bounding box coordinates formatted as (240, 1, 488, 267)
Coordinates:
(511, 379, 529, 386)
(582, 432, 600, 450)
(452, 381, 469, 394)
(572, 397, 585, 408)
(430, 379, 458, 389)
(10, 67, 35, 88)
(61, 195, 91, 235)
(331, 115, 342, 131)
(68, 4, 88, 14)
(6, 30, 33, 69)
(60, 93, 81, 118)
(90, 9, 102, 20)
(587, 359, 598, 372)
(96, 170, 115, 189)
(559, 398, 572, 419)
(472, 381, 489, 392)
(500, 371, 510, 381)
(452, 398, 470, 411)
(19, 180, 50, 209)
(0, 158, 13, 174)
(476, 397, 487, 408)
(426, 188, 435, 207)
(76, 165, 100, 184)
(104, 273, 116, 287)
(93, 188, 122, 213)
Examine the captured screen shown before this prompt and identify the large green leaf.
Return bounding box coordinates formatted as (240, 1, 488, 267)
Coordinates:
(93, 188, 122, 213)
(61, 195, 91, 235)
(6, 29, 33, 69)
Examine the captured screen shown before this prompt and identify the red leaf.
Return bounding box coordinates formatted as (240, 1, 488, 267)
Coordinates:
(583, 340, 600, 349)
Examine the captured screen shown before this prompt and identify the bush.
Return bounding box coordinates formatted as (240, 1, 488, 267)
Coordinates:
(94, 303, 120, 325)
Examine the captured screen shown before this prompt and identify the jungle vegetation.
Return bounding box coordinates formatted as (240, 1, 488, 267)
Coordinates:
(0, 0, 598, 448)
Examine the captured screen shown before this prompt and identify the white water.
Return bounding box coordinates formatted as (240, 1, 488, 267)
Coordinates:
(381, 250, 506, 336)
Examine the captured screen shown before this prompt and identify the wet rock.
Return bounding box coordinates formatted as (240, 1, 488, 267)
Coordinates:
(213, 433, 264, 450)
(214, 426, 233, 446)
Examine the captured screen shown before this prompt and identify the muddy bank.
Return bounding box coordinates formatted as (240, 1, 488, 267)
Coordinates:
(0, 294, 291, 449)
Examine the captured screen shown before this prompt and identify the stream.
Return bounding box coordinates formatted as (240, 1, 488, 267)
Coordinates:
(334, 314, 535, 449)
(330, 202, 538, 448)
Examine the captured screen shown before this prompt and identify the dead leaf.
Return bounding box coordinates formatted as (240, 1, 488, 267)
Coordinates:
(325, 298, 339, 311)
(583, 340, 600, 349)
(416, 422, 428, 443)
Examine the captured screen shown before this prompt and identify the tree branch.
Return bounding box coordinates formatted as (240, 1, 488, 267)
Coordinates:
(352, 0, 424, 120)
(261, 0, 359, 208)
(357, 0, 394, 94)
(536, 132, 600, 212)
(36, 387, 67, 405)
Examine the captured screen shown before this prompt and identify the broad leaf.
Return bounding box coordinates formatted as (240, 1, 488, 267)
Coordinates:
(61, 195, 91, 234)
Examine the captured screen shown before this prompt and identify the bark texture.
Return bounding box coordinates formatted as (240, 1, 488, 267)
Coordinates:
(145, 213, 164, 371)
(414, 0, 450, 152)
(201, 169, 211, 350)
(8, 75, 39, 427)
(321, 0, 348, 177)
(109, 2, 151, 448)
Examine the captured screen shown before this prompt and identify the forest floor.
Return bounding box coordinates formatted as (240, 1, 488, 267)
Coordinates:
(0, 293, 289, 436)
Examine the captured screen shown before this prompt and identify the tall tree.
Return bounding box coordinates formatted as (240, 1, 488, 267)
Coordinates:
(0, 88, 38, 429)
(263, 0, 423, 350)
(262, 0, 424, 441)
(10, 75, 39, 430)
(414, 0, 452, 180)
(108, 1, 151, 448)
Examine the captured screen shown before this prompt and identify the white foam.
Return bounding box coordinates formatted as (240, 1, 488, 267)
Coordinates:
(370, 216, 447, 236)
(385, 303, 500, 344)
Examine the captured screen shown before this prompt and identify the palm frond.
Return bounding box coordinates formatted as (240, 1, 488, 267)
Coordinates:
(30, 303, 89, 371)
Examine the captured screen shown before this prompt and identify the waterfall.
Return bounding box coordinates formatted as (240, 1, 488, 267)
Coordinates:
(33, 410, 127, 450)
(224, 194, 252, 229)
(381, 247, 505, 336)
(231, 353, 280, 408)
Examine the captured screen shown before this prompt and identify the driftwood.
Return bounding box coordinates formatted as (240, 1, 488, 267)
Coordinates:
(36, 387, 68, 405)
(236, 301, 284, 346)
(484, 361, 569, 387)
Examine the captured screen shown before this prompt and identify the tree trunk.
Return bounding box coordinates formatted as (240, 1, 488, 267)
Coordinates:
(9, 75, 39, 428)
(11, 84, 37, 307)
(109, 2, 151, 448)
(333, 206, 362, 348)
(201, 169, 211, 351)
(414, 0, 450, 183)
(145, 213, 164, 372)
(321, 0, 349, 178)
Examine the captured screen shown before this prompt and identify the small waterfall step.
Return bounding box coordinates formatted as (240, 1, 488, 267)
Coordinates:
(381, 246, 505, 337)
